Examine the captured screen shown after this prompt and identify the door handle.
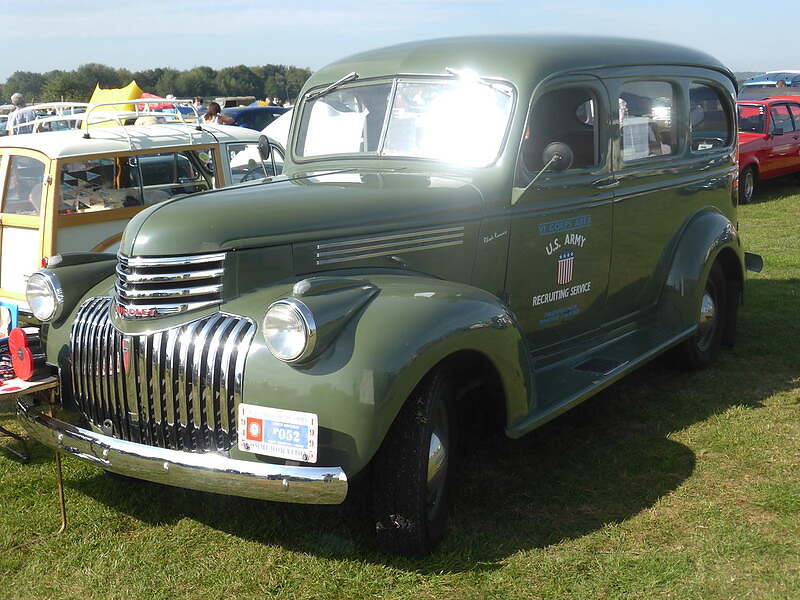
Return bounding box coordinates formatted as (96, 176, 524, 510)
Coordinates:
(593, 178, 620, 190)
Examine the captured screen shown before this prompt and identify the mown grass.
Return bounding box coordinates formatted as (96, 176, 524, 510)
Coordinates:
(1, 179, 799, 600)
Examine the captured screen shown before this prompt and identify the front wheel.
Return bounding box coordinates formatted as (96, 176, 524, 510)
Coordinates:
(675, 262, 728, 370)
(372, 370, 454, 556)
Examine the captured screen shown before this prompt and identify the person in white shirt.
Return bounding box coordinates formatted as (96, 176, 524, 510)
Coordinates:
(6, 93, 36, 135)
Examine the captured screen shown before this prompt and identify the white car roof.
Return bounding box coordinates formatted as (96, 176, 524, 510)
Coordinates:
(0, 123, 261, 159)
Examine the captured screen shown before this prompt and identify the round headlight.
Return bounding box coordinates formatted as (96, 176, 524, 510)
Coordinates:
(263, 299, 316, 362)
(26, 271, 63, 322)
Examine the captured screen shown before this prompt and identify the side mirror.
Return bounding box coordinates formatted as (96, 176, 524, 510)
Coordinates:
(542, 142, 574, 172)
(257, 135, 272, 161)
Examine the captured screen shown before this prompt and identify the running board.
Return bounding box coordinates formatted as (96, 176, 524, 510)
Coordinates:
(506, 325, 694, 438)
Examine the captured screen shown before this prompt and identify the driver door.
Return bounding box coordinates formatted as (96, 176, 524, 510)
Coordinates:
(505, 76, 614, 354)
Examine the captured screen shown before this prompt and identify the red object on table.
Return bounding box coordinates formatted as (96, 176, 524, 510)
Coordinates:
(9, 328, 37, 381)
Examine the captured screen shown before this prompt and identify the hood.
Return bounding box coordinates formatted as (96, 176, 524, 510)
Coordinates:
(119, 170, 485, 257)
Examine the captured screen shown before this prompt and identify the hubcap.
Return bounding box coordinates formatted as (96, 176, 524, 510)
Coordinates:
(425, 410, 449, 521)
(697, 289, 717, 351)
(743, 171, 754, 202)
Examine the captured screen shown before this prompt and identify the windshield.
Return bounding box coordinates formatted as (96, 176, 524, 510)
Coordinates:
(296, 78, 515, 167)
(738, 104, 765, 133)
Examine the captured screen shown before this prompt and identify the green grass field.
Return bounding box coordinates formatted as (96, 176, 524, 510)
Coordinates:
(1, 181, 798, 600)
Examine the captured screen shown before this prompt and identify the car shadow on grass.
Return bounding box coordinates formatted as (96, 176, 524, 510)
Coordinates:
(55, 277, 800, 572)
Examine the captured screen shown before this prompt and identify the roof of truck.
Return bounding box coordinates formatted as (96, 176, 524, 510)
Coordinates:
(304, 35, 734, 93)
(0, 123, 260, 159)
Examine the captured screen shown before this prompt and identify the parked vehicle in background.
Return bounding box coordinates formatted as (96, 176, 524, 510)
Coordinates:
(214, 96, 256, 108)
(742, 70, 800, 91)
(16, 35, 760, 556)
(0, 122, 273, 316)
(222, 105, 289, 131)
(737, 96, 800, 203)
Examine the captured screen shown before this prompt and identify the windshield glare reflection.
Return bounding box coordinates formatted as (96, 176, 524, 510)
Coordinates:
(297, 78, 514, 167)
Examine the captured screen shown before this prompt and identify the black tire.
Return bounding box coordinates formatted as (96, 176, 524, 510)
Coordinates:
(675, 262, 727, 370)
(739, 166, 757, 204)
(372, 370, 454, 556)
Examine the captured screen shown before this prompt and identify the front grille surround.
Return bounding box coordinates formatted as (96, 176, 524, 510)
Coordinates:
(115, 252, 226, 318)
(69, 297, 256, 452)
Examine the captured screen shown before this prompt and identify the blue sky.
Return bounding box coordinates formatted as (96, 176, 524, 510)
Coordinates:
(0, 0, 793, 81)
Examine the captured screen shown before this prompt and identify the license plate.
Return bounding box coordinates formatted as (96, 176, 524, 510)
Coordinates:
(237, 404, 318, 463)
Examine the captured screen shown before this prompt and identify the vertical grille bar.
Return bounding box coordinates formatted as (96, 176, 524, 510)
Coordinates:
(70, 298, 254, 453)
(218, 319, 248, 437)
(151, 332, 164, 447)
(204, 319, 233, 451)
(192, 315, 223, 450)
(163, 326, 179, 449)
(111, 328, 128, 440)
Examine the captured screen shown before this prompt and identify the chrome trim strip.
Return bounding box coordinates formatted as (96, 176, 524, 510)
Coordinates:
(316, 239, 464, 265)
(115, 283, 224, 300)
(315, 226, 464, 249)
(17, 398, 348, 505)
(120, 253, 226, 267)
(316, 231, 464, 258)
(117, 266, 225, 284)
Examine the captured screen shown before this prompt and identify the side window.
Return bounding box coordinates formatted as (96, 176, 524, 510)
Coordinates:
(59, 158, 142, 215)
(519, 87, 601, 183)
(689, 83, 733, 151)
(2, 155, 46, 216)
(133, 151, 212, 205)
(788, 105, 800, 131)
(738, 104, 766, 133)
(619, 81, 675, 162)
(770, 105, 793, 134)
(227, 142, 279, 183)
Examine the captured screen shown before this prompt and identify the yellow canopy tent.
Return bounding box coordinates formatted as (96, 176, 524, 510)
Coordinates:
(87, 81, 144, 126)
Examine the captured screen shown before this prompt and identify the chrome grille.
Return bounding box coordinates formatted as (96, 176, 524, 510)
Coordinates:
(115, 252, 225, 318)
(70, 297, 256, 452)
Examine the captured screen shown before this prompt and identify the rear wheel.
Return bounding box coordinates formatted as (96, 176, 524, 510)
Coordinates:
(373, 370, 454, 556)
(675, 262, 727, 369)
(739, 166, 756, 204)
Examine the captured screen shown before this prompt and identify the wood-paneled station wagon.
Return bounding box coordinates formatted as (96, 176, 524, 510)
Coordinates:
(0, 123, 284, 317)
(14, 36, 761, 555)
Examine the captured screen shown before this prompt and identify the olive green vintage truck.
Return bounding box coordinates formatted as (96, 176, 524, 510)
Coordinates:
(15, 35, 761, 555)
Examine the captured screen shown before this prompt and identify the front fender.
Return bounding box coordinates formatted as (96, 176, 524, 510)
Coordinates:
(228, 274, 532, 476)
(658, 208, 743, 331)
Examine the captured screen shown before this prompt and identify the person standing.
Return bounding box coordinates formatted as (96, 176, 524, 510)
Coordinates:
(6, 93, 36, 135)
(202, 102, 234, 125)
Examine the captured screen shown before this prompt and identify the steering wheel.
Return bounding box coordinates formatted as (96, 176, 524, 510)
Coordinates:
(241, 165, 272, 182)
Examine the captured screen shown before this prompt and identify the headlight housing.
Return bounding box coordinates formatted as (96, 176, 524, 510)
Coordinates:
(263, 298, 317, 362)
(25, 270, 64, 322)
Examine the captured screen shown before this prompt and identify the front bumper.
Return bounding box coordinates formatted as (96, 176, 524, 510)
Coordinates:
(16, 398, 348, 505)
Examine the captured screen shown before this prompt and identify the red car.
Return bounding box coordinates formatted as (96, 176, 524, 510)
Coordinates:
(737, 96, 800, 203)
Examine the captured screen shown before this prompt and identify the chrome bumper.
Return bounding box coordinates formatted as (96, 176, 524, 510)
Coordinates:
(16, 398, 348, 505)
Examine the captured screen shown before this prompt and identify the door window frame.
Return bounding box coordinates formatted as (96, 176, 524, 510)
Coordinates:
(513, 75, 613, 201)
(0, 148, 55, 301)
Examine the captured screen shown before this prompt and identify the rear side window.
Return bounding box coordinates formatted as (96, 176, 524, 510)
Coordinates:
(689, 84, 732, 151)
(788, 105, 800, 131)
(59, 150, 214, 214)
(770, 105, 794, 134)
(619, 81, 675, 162)
(3, 155, 46, 216)
(59, 158, 142, 214)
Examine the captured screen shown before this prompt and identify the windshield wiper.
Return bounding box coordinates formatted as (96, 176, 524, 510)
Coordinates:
(444, 67, 512, 97)
(306, 71, 359, 102)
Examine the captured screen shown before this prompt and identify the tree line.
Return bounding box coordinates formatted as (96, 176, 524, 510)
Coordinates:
(0, 63, 312, 104)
